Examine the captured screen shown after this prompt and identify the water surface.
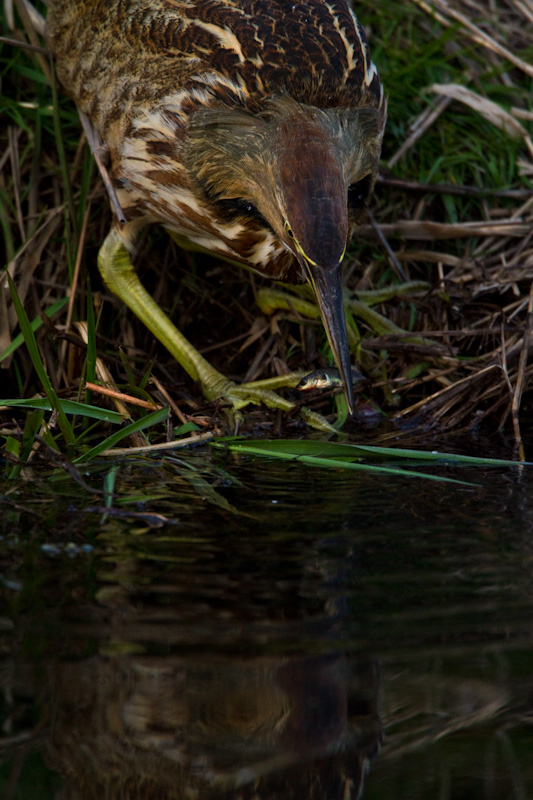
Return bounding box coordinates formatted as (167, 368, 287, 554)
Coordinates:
(1, 443, 532, 798)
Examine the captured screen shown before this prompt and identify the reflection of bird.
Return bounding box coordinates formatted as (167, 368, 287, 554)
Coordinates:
(47, 0, 385, 424)
(46, 655, 382, 800)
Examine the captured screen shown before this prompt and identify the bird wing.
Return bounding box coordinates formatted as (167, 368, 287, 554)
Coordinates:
(48, 0, 383, 134)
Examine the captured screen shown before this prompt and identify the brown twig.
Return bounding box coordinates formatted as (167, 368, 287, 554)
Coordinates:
(85, 381, 163, 411)
(511, 283, 533, 459)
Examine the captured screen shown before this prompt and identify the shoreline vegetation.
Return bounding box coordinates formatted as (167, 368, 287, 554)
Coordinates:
(1, 0, 532, 463)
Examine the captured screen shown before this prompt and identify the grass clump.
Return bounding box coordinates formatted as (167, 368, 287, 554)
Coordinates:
(1, 0, 533, 470)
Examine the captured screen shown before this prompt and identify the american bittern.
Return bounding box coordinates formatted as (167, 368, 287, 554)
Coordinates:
(47, 0, 385, 426)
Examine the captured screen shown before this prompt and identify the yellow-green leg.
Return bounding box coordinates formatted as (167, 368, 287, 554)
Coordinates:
(98, 228, 335, 432)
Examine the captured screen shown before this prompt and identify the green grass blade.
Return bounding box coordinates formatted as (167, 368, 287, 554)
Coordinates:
(3, 409, 45, 480)
(7, 274, 76, 445)
(0, 189, 15, 262)
(333, 393, 349, 430)
(213, 442, 479, 486)
(49, 60, 78, 252)
(20, 408, 46, 460)
(0, 297, 69, 363)
(4, 436, 21, 479)
(0, 398, 124, 424)
(174, 421, 200, 435)
(183, 473, 242, 514)
(103, 465, 120, 512)
(85, 277, 97, 391)
(335, 443, 527, 466)
(218, 439, 526, 467)
(73, 406, 170, 463)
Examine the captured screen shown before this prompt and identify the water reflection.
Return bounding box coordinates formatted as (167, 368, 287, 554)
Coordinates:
(44, 652, 381, 799)
(1, 451, 533, 798)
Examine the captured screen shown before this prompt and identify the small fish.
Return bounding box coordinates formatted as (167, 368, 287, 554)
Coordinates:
(296, 367, 366, 392)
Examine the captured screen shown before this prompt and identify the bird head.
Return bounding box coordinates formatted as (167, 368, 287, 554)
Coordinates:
(186, 98, 385, 414)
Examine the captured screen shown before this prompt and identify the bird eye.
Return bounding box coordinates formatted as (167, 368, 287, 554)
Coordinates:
(229, 198, 260, 217)
(215, 198, 273, 231)
(348, 174, 373, 210)
(284, 221, 294, 239)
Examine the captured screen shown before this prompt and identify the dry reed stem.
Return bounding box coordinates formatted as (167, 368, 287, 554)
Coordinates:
(84, 381, 163, 411)
(431, 83, 533, 157)
(510, 283, 533, 458)
(411, 0, 533, 78)
(1, 0, 533, 436)
(99, 429, 218, 457)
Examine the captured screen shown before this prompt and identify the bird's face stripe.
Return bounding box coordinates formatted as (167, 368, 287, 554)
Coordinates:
(245, 232, 278, 266)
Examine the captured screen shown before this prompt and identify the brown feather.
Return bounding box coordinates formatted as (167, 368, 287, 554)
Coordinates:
(47, 0, 385, 280)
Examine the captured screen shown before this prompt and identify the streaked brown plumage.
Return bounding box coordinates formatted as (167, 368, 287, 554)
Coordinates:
(47, 0, 386, 426)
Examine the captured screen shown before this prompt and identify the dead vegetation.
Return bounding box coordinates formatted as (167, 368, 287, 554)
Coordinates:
(1, 0, 533, 451)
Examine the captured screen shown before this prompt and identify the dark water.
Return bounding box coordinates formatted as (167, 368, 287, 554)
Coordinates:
(1, 444, 533, 799)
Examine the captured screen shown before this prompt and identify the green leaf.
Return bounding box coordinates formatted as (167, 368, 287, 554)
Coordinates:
(214, 440, 477, 485)
(4, 409, 46, 480)
(7, 274, 75, 445)
(333, 393, 349, 430)
(20, 409, 45, 461)
(103, 466, 120, 521)
(85, 278, 97, 390)
(212, 438, 529, 486)
(4, 436, 20, 479)
(0, 297, 69, 363)
(174, 421, 201, 435)
(73, 406, 170, 463)
(0, 397, 124, 424)
(183, 473, 242, 514)
(216, 439, 526, 467)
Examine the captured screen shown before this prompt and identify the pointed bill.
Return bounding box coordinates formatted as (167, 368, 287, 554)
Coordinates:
(298, 257, 355, 415)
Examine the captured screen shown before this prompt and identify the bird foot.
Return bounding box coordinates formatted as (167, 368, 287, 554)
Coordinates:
(98, 229, 337, 433)
(199, 371, 337, 433)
